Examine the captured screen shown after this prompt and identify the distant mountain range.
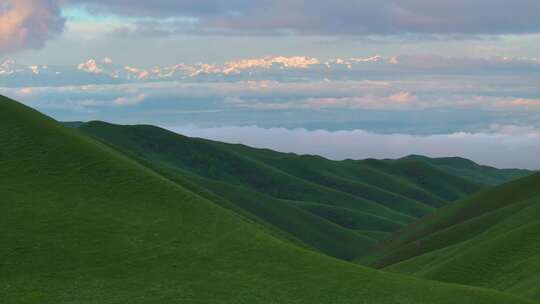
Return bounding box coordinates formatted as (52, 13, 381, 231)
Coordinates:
(0, 55, 393, 87)
(2, 55, 538, 87)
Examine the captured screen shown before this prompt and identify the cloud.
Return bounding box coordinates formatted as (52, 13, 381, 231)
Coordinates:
(0, 0, 65, 54)
(241, 93, 418, 110)
(388, 91, 416, 104)
(77, 58, 103, 73)
(15, 87, 35, 96)
(2, 77, 539, 113)
(66, 0, 540, 35)
(113, 93, 146, 106)
(173, 125, 540, 169)
(2, 76, 539, 140)
(511, 98, 540, 107)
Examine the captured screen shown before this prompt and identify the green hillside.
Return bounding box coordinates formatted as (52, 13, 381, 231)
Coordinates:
(400, 154, 533, 185)
(357, 158, 483, 202)
(359, 172, 540, 300)
(2, 96, 534, 303)
(77, 121, 486, 259)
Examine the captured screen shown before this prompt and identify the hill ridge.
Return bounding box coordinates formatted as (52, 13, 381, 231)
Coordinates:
(77, 120, 490, 259)
(2, 95, 535, 303)
(359, 170, 540, 300)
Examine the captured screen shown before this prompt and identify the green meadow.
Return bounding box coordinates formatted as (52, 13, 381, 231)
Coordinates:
(360, 171, 540, 300)
(76, 120, 487, 259)
(1, 95, 537, 304)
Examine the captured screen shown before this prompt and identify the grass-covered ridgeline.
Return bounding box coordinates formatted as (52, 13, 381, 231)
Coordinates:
(360, 171, 540, 300)
(0, 95, 534, 304)
(77, 121, 491, 259)
(399, 154, 532, 186)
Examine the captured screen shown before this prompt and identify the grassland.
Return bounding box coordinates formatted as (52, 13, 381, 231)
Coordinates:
(76, 121, 492, 259)
(1, 95, 535, 303)
(399, 154, 532, 185)
(359, 171, 540, 300)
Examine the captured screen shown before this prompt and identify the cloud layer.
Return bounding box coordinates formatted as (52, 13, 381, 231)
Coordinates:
(174, 125, 540, 169)
(2, 1, 539, 58)
(0, 0, 64, 54)
(68, 0, 540, 35)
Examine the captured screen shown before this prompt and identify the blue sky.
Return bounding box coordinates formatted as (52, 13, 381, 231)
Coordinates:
(1, 0, 540, 168)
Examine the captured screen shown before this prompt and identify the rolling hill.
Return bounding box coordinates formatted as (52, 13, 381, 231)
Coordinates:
(76, 121, 489, 259)
(359, 171, 540, 300)
(399, 154, 532, 185)
(2, 96, 535, 303)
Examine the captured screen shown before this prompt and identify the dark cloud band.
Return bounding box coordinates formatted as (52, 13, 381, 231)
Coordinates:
(68, 0, 540, 35)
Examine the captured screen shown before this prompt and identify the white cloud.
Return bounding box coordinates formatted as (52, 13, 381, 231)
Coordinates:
(388, 91, 416, 104)
(511, 98, 540, 107)
(227, 91, 433, 110)
(77, 59, 102, 74)
(2, 79, 539, 112)
(15, 87, 34, 96)
(113, 93, 146, 106)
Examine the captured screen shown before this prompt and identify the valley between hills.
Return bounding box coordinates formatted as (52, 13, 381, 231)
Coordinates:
(1, 94, 539, 304)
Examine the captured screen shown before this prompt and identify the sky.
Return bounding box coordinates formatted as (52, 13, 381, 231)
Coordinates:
(1, 0, 539, 169)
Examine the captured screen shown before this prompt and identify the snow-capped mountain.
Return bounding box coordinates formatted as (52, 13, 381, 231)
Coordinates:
(70, 55, 394, 80)
(1, 55, 538, 88)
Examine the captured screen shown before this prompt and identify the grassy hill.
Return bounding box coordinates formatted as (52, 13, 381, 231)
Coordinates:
(76, 121, 487, 259)
(359, 172, 540, 300)
(400, 154, 533, 185)
(2, 96, 535, 304)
